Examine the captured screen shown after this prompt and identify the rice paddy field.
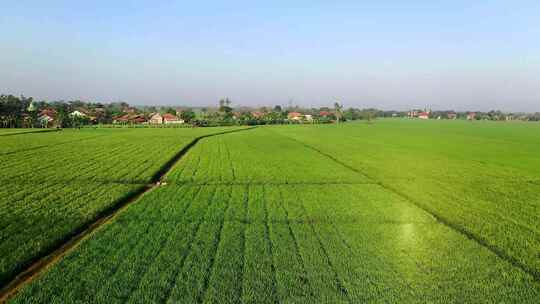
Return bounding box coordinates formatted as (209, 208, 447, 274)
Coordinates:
(0, 127, 243, 287)
(2, 119, 540, 303)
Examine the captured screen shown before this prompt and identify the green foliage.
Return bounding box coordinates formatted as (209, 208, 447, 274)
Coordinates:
(0, 127, 241, 286)
(0, 95, 34, 127)
(164, 107, 177, 115)
(12, 183, 540, 303)
(165, 129, 365, 184)
(180, 110, 196, 122)
(9, 122, 540, 303)
(272, 119, 540, 278)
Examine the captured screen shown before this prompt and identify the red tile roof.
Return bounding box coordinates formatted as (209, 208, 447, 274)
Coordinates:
(288, 112, 302, 118)
(319, 111, 333, 117)
(115, 114, 131, 122)
(40, 109, 57, 117)
(162, 113, 179, 120)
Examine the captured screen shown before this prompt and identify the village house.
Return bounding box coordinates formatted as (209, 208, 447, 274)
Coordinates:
(149, 113, 163, 124)
(418, 112, 430, 119)
(132, 115, 147, 124)
(113, 114, 130, 124)
(162, 113, 184, 124)
(304, 114, 313, 121)
(114, 114, 147, 124)
(251, 111, 264, 119)
(37, 109, 57, 127)
(448, 112, 457, 120)
(319, 111, 333, 117)
(467, 112, 476, 120)
(39, 108, 56, 119)
(38, 114, 54, 127)
(287, 112, 303, 121)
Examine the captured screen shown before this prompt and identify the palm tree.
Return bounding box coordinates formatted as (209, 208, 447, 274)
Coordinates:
(334, 102, 343, 124)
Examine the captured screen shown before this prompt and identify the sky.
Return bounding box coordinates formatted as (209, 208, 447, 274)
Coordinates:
(1, 1, 540, 111)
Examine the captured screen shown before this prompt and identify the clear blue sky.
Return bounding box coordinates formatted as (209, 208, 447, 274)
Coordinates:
(2, 1, 540, 111)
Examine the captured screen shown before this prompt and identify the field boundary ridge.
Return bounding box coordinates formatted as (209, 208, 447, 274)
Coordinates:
(0, 129, 61, 137)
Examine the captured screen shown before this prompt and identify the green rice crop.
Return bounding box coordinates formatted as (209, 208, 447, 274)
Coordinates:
(0, 127, 241, 286)
(12, 183, 540, 302)
(10, 123, 540, 303)
(270, 119, 540, 279)
(166, 129, 366, 184)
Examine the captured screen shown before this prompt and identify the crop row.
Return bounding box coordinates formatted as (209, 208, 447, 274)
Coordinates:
(166, 128, 367, 185)
(12, 183, 540, 303)
(1, 128, 238, 184)
(269, 120, 540, 278)
(6, 123, 540, 302)
(0, 127, 241, 286)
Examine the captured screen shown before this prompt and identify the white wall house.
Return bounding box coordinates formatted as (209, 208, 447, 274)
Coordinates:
(149, 113, 163, 124)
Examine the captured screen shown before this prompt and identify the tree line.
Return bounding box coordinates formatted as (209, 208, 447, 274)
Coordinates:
(0, 95, 383, 128)
(3, 94, 538, 128)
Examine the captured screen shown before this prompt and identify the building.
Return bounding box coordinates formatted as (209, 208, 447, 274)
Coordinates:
(70, 110, 87, 117)
(319, 111, 333, 117)
(114, 114, 147, 124)
(149, 113, 163, 124)
(37, 109, 56, 127)
(39, 109, 57, 118)
(251, 111, 264, 119)
(38, 114, 54, 127)
(287, 112, 303, 121)
(113, 114, 131, 124)
(448, 112, 457, 120)
(132, 115, 147, 124)
(319, 111, 332, 116)
(418, 112, 430, 119)
(467, 112, 476, 120)
(304, 114, 313, 121)
(162, 113, 184, 124)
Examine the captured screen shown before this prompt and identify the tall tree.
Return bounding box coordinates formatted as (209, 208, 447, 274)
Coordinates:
(334, 102, 344, 124)
(165, 107, 177, 115)
(218, 98, 233, 120)
(180, 110, 196, 122)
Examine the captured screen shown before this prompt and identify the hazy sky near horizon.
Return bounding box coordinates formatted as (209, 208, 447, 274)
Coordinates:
(2, 1, 540, 111)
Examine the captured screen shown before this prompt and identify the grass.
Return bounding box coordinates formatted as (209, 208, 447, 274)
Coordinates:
(270, 119, 540, 278)
(11, 184, 540, 302)
(8, 121, 540, 303)
(0, 127, 242, 286)
(166, 128, 366, 184)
